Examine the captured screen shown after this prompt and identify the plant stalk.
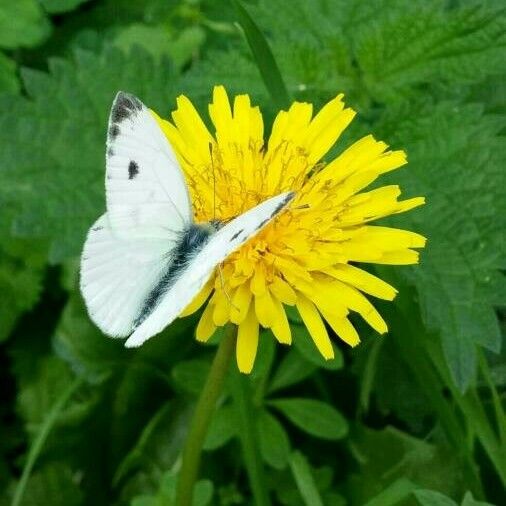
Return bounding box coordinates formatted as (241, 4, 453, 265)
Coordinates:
(176, 325, 236, 506)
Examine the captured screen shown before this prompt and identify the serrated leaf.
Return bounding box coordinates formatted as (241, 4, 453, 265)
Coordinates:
(258, 410, 290, 469)
(0, 0, 51, 49)
(354, 5, 506, 101)
(113, 24, 205, 70)
(269, 398, 348, 440)
(378, 101, 505, 390)
(0, 238, 45, 343)
(0, 46, 180, 262)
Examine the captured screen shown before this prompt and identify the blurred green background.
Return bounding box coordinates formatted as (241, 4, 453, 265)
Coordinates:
(0, 0, 505, 505)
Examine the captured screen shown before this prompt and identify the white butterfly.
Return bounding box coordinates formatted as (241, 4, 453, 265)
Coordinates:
(80, 92, 294, 348)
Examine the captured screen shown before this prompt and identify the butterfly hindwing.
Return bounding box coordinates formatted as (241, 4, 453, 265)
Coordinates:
(80, 214, 175, 337)
(125, 192, 294, 347)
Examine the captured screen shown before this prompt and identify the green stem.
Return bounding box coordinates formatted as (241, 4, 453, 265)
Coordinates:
(231, 369, 271, 506)
(176, 325, 236, 506)
(11, 377, 83, 506)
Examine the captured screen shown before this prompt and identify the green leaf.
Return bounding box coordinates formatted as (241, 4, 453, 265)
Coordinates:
(292, 324, 343, 371)
(288, 451, 324, 506)
(414, 490, 458, 506)
(231, 0, 290, 109)
(8, 463, 84, 506)
(172, 359, 211, 396)
(347, 427, 466, 504)
(203, 404, 236, 451)
(113, 24, 205, 70)
(0, 237, 45, 343)
(269, 398, 348, 440)
(0, 0, 51, 49)
(353, 4, 506, 101)
(0, 52, 19, 94)
(130, 470, 213, 506)
(363, 478, 418, 506)
(378, 101, 505, 390)
(268, 348, 316, 393)
(258, 410, 290, 469)
(0, 46, 180, 262)
(461, 491, 495, 506)
(40, 0, 92, 14)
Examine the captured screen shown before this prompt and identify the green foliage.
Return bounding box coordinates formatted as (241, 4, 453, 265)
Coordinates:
(0, 0, 51, 49)
(0, 0, 505, 504)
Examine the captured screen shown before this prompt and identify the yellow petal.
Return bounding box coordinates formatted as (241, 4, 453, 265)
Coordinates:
(212, 290, 230, 326)
(196, 302, 216, 342)
(171, 95, 213, 164)
(230, 282, 252, 324)
(237, 308, 259, 373)
(324, 264, 397, 300)
(330, 279, 388, 334)
(271, 298, 292, 344)
(180, 279, 214, 317)
(376, 250, 421, 265)
(320, 310, 360, 347)
(209, 85, 232, 139)
(254, 289, 277, 328)
(302, 95, 356, 164)
(269, 275, 297, 305)
(295, 294, 334, 360)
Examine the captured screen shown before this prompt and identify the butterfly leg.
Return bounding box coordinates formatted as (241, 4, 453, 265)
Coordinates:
(218, 263, 239, 312)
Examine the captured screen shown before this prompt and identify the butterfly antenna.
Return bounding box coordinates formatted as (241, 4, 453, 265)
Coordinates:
(209, 142, 216, 221)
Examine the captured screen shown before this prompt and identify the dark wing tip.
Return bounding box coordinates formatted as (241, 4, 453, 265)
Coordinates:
(110, 91, 143, 123)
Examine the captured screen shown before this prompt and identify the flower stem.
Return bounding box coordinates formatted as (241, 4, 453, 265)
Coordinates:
(176, 325, 236, 506)
(231, 369, 271, 506)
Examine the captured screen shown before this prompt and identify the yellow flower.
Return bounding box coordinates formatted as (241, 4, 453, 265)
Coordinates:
(152, 86, 425, 373)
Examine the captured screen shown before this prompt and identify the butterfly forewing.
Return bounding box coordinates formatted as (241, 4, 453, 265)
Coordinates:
(105, 92, 192, 239)
(125, 191, 294, 347)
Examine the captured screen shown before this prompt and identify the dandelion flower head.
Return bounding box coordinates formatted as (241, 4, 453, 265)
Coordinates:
(153, 86, 425, 373)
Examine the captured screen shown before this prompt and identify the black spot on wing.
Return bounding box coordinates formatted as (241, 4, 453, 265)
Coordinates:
(256, 219, 269, 230)
(270, 192, 295, 218)
(128, 160, 139, 179)
(109, 124, 120, 139)
(111, 92, 143, 123)
(91, 225, 103, 231)
(230, 229, 243, 241)
(134, 224, 215, 328)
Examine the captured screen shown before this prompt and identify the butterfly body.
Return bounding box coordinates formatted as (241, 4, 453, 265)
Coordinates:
(134, 222, 219, 328)
(80, 91, 294, 348)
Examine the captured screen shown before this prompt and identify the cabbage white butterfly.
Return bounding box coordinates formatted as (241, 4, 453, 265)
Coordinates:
(80, 92, 294, 347)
